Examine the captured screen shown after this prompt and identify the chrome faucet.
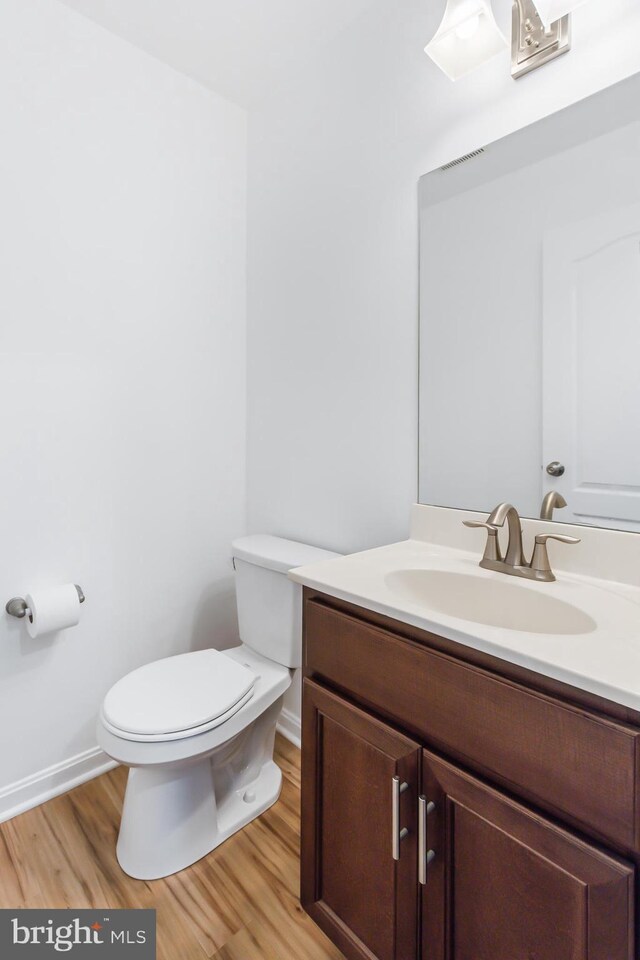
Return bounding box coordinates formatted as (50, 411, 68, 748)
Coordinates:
(464, 502, 580, 583)
(540, 491, 567, 521)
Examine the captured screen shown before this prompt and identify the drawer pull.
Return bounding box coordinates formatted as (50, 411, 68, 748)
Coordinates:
(392, 776, 409, 861)
(419, 795, 436, 885)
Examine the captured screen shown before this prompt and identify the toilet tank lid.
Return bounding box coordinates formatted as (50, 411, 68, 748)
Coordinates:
(231, 535, 341, 574)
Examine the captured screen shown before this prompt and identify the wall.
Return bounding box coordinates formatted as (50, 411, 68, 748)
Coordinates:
(0, 0, 247, 816)
(247, 0, 640, 730)
(247, 0, 640, 554)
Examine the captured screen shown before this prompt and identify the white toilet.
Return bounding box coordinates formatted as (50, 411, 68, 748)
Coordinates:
(97, 535, 338, 880)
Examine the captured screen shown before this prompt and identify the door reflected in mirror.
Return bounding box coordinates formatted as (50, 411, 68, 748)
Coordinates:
(419, 73, 640, 531)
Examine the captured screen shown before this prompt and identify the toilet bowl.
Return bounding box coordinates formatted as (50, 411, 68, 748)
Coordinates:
(97, 535, 339, 881)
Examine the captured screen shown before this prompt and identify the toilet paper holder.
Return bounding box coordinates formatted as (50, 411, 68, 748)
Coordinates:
(5, 585, 85, 620)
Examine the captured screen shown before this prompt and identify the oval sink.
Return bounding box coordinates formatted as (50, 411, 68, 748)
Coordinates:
(385, 569, 597, 636)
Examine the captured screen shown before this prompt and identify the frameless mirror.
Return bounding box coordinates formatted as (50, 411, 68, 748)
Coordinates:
(419, 73, 640, 531)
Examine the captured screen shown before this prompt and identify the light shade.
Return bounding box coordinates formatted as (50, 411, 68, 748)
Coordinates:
(534, 0, 590, 27)
(425, 0, 508, 81)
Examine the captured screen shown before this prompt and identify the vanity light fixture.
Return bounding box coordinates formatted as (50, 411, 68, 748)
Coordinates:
(511, 0, 571, 78)
(424, 0, 508, 82)
(426, 0, 593, 81)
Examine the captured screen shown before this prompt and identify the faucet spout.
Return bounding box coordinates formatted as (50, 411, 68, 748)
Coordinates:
(540, 491, 567, 521)
(486, 503, 525, 568)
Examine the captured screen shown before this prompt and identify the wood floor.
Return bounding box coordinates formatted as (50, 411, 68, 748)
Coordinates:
(0, 736, 344, 960)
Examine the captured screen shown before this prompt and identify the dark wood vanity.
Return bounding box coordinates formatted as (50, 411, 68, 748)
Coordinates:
(301, 588, 639, 960)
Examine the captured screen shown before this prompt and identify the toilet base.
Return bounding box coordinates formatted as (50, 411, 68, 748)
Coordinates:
(115, 699, 284, 880)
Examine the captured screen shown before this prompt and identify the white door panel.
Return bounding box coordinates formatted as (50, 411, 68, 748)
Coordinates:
(543, 205, 640, 528)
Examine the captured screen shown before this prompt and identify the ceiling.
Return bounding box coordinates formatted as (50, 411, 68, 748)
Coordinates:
(56, 0, 376, 108)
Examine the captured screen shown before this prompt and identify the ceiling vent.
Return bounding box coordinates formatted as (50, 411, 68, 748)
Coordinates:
(440, 147, 486, 171)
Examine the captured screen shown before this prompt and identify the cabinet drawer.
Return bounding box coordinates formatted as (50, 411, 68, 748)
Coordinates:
(304, 598, 640, 851)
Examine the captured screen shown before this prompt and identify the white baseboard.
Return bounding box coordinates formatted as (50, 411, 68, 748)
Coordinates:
(0, 747, 118, 824)
(0, 716, 298, 825)
(277, 707, 301, 749)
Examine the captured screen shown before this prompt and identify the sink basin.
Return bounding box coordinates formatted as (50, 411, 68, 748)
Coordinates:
(289, 511, 640, 710)
(384, 569, 598, 636)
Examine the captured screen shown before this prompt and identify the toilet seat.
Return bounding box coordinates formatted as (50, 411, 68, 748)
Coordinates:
(101, 649, 256, 743)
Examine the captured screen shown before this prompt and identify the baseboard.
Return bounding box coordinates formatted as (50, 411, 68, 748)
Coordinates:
(1, 717, 298, 825)
(0, 747, 118, 824)
(277, 707, 301, 749)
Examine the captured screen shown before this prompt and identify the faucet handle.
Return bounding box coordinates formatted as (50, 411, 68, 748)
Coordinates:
(530, 533, 581, 580)
(463, 521, 502, 563)
(535, 534, 581, 546)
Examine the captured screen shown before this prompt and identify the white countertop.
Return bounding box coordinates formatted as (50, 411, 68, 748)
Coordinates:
(289, 505, 640, 712)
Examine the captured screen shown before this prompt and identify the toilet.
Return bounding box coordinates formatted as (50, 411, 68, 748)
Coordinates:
(97, 535, 338, 881)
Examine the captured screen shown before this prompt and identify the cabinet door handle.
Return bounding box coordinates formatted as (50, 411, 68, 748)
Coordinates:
(392, 776, 409, 861)
(418, 795, 436, 885)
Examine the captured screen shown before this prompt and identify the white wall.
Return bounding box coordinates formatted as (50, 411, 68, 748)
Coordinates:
(0, 0, 247, 814)
(247, 0, 640, 558)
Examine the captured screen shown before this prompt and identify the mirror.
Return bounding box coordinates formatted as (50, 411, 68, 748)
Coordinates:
(419, 73, 640, 531)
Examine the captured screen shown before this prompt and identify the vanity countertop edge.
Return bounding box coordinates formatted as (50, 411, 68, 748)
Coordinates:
(289, 504, 640, 715)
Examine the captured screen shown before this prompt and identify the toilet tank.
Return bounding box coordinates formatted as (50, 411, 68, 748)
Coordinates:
(231, 535, 340, 669)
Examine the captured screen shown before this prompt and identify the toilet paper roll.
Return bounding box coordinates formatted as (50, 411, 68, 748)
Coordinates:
(25, 584, 81, 639)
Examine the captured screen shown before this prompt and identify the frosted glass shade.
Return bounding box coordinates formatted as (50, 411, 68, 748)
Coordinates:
(425, 0, 508, 81)
(534, 0, 590, 27)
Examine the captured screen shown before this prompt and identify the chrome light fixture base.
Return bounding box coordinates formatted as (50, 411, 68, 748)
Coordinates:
(511, 0, 571, 78)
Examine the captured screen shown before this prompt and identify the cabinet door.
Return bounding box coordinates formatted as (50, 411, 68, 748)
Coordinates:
(302, 679, 421, 960)
(420, 749, 634, 960)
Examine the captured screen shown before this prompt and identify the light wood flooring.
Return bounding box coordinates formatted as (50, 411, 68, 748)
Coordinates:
(0, 736, 344, 960)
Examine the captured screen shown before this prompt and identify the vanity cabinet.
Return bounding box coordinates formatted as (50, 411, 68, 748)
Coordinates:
(421, 749, 633, 960)
(302, 681, 420, 960)
(301, 591, 638, 960)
